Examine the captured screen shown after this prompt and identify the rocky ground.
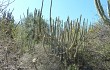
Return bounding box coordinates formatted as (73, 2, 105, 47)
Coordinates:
(0, 40, 64, 70)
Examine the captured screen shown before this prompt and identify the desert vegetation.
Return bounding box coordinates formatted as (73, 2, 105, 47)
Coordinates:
(0, 0, 110, 70)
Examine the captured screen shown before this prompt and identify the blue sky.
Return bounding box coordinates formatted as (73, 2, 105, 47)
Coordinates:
(7, 0, 107, 23)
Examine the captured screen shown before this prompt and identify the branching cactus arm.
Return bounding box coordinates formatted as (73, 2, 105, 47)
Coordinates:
(94, 0, 110, 26)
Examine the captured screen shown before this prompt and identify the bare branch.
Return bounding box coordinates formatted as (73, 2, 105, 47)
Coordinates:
(0, 0, 15, 13)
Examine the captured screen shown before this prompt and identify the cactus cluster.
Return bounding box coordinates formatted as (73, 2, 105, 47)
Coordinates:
(0, 0, 94, 70)
(9, 7, 88, 69)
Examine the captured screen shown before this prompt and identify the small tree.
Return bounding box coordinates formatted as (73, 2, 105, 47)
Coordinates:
(0, 0, 15, 39)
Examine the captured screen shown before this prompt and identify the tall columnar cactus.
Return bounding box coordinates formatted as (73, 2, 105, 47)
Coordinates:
(39, 0, 44, 33)
(94, 0, 110, 26)
(50, 0, 52, 35)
